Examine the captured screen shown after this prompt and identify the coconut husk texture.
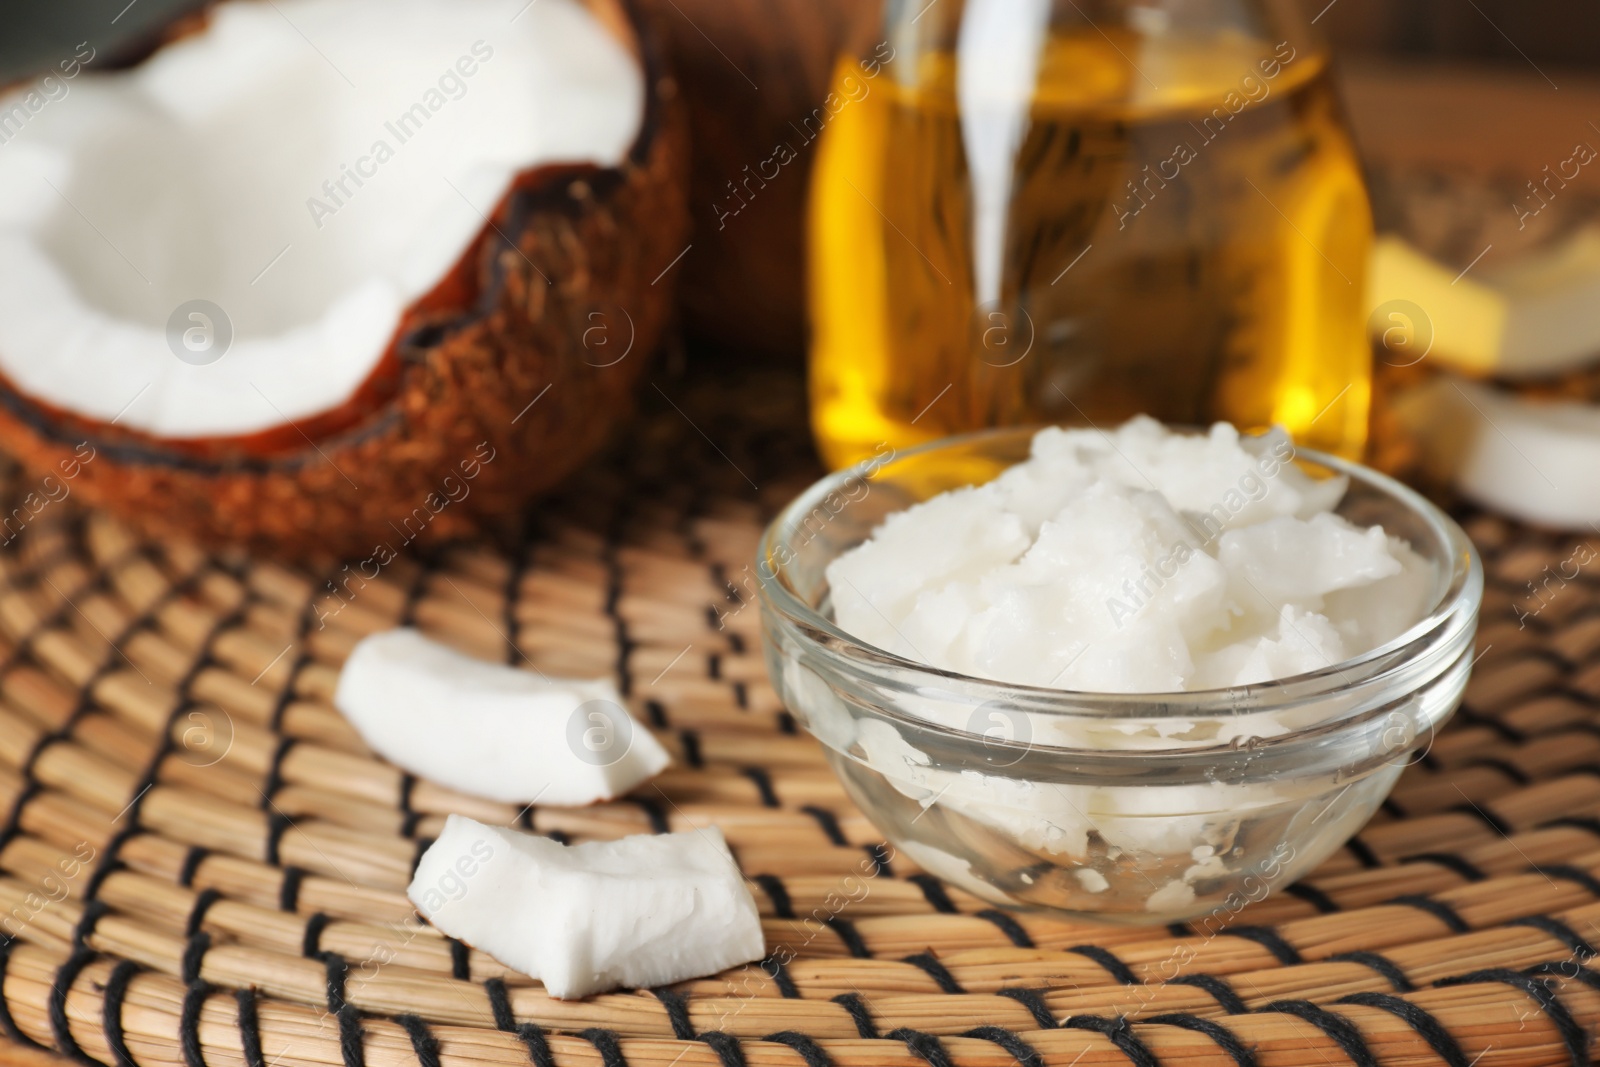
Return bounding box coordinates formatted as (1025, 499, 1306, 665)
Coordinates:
(0, 0, 689, 562)
(638, 0, 875, 361)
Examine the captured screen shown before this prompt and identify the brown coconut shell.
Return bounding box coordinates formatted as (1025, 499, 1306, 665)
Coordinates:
(0, 0, 689, 561)
(636, 0, 877, 361)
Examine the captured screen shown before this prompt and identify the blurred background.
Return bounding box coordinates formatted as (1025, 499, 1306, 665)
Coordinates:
(7, 0, 1600, 528)
(7, 0, 1596, 363)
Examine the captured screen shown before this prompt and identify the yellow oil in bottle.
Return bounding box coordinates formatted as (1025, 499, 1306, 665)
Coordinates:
(808, 30, 1373, 469)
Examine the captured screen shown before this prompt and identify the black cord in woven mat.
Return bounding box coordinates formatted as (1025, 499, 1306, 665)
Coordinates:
(234, 987, 266, 1067)
(0, 781, 41, 855)
(1218, 925, 1302, 965)
(1336, 991, 1470, 1067)
(72, 899, 110, 950)
(179, 980, 210, 1067)
(101, 958, 140, 1067)
(628, 796, 670, 835)
(823, 916, 872, 958)
(448, 937, 471, 981)
(50, 945, 99, 1065)
(649, 987, 694, 1040)
(762, 952, 801, 999)
(1146, 1014, 1257, 1067)
(761, 1031, 833, 1067)
(831, 992, 880, 1039)
(516, 1022, 557, 1067)
(1067, 944, 1140, 986)
(1169, 973, 1249, 1013)
(335, 996, 366, 1067)
(1402, 852, 1487, 882)
(177, 845, 209, 889)
(905, 873, 958, 914)
(1462, 756, 1531, 784)
(1282, 882, 1340, 913)
(1451, 799, 1512, 836)
(1543, 815, 1600, 842)
(798, 806, 847, 846)
(698, 1030, 748, 1067)
(485, 976, 517, 1031)
(1325, 951, 1415, 993)
(1344, 835, 1381, 869)
(1453, 702, 1525, 743)
(302, 911, 333, 958)
(576, 1027, 629, 1067)
(0, 938, 47, 1051)
(902, 952, 966, 994)
(1535, 863, 1600, 899)
(1506, 915, 1599, 959)
(182, 931, 211, 986)
(887, 1028, 955, 1067)
(268, 651, 313, 734)
(278, 866, 306, 912)
(1061, 1015, 1160, 1067)
(410, 836, 435, 876)
(1254, 1000, 1377, 1067)
(264, 810, 292, 866)
(1386, 894, 1470, 933)
(751, 873, 795, 918)
(995, 987, 1057, 1030)
(742, 766, 780, 808)
(83, 821, 145, 906)
(676, 727, 702, 765)
(864, 842, 895, 877)
(397, 1014, 443, 1067)
(1435, 968, 1589, 1067)
(1527, 961, 1600, 991)
(260, 737, 297, 805)
(185, 886, 222, 937)
(319, 951, 366, 1067)
(975, 909, 1034, 947)
(962, 1025, 1045, 1067)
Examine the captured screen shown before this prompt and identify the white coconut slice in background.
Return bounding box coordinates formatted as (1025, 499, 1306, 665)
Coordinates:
(0, 0, 689, 559)
(334, 629, 669, 804)
(409, 814, 765, 998)
(1389, 376, 1600, 528)
(1368, 231, 1600, 379)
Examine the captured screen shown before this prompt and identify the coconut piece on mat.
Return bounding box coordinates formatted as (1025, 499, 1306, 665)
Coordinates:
(334, 628, 668, 804)
(410, 814, 764, 998)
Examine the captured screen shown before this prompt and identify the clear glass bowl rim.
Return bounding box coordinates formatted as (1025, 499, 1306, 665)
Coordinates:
(756, 423, 1484, 720)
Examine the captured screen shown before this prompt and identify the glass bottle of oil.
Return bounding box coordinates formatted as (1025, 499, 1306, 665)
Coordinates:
(807, 0, 1373, 469)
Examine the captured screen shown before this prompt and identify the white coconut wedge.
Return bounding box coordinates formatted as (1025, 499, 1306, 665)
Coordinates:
(410, 814, 765, 998)
(0, 0, 687, 558)
(1390, 375, 1600, 528)
(334, 628, 669, 805)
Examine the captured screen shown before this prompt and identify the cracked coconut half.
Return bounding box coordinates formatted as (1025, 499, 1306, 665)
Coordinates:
(0, 0, 687, 557)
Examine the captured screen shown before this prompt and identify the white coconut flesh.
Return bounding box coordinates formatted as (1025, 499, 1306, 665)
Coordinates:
(0, 0, 642, 439)
(334, 628, 669, 805)
(1392, 376, 1600, 529)
(410, 814, 765, 999)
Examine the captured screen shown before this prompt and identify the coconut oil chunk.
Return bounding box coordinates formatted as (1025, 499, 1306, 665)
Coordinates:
(828, 417, 1431, 691)
(334, 628, 668, 804)
(410, 815, 765, 998)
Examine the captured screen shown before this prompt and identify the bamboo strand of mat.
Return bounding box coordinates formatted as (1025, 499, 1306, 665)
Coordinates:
(0, 943, 1588, 1067)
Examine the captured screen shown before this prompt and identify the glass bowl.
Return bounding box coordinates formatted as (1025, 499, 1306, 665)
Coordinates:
(755, 426, 1483, 924)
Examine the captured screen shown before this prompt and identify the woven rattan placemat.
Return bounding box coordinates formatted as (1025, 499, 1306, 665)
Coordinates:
(0, 371, 1596, 1067)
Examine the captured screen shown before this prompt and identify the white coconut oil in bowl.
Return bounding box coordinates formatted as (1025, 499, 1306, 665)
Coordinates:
(756, 424, 1482, 923)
